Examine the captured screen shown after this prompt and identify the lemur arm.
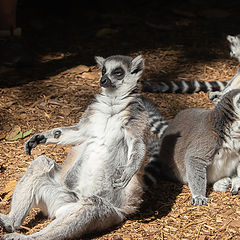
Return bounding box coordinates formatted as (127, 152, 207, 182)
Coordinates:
(209, 69, 240, 105)
(24, 107, 93, 155)
(113, 125, 147, 189)
(25, 125, 85, 155)
(185, 152, 211, 206)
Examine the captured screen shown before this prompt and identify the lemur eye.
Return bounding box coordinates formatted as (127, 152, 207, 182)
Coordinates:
(113, 68, 123, 76)
(102, 67, 106, 75)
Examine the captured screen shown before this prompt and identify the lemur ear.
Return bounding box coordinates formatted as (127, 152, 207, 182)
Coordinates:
(131, 55, 144, 75)
(229, 69, 240, 90)
(227, 34, 240, 62)
(95, 56, 105, 67)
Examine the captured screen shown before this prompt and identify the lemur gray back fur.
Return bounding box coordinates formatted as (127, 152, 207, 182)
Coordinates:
(145, 89, 240, 205)
(0, 55, 150, 240)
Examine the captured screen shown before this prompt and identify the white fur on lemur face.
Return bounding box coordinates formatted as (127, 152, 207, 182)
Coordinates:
(95, 55, 144, 96)
(232, 93, 240, 117)
(227, 34, 240, 62)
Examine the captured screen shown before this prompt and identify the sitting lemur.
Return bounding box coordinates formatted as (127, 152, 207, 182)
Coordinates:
(0, 55, 151, 240)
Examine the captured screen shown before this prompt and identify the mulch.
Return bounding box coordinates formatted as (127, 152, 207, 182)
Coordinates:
(1, 0, 240, 239)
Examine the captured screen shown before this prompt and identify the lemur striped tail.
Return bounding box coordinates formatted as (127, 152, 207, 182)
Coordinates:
(144, 136, 162, 186)
(142, 80, 228, 94)
(141, 97, 168, 139)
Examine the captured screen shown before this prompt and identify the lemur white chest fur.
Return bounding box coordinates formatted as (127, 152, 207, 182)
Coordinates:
(75, 95, 133, 195)
(208, 120, 240, 183)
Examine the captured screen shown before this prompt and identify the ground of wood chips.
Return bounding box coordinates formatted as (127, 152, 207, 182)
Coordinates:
(1, 0, 240, 239)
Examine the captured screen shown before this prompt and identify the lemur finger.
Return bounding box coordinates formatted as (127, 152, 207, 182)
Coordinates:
(24, 134, 47, 155)
(113, 175, 131, 189)
(191, 196, 211, 206)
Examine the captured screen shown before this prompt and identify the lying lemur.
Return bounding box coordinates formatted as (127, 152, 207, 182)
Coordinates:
(144, 70, 240, 206)
(144, 83, 240, 205)
(0, 55, 150, 240)
(144, 34, 240, 205)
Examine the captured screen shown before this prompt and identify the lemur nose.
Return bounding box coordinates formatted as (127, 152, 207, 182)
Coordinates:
(100, 76, 111, 88)
(101, 78, 107, 84)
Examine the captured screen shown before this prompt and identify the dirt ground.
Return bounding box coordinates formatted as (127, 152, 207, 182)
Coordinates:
(1, 0, 240, 239)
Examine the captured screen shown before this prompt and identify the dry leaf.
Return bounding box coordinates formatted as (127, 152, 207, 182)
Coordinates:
(0, 133, 6, 140)
(8, 129, 33, 141)
(0, 180, 18, 203)
(81, 72, 100, 80)
(75, 65, 90, 73)
(5, 125, 21, 140)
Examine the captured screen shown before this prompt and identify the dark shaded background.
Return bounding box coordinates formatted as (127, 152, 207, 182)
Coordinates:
(1, 0, 240, 87)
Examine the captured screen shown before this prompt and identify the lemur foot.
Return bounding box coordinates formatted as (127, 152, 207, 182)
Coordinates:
(28, 156, 56, 175)
(2, 233, 33, 240)
(191, 196, 211, 206)
(24, 134, 47, 155)
(113, 174, 131, 189)
(0, 214, 14, 232)
(213, 177, 232, 192)
(112, 167, 133, 189)
(230, 176, 240, 195)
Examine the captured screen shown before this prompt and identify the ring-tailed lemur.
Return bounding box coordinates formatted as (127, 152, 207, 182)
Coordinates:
(144, 35, 240, 204)
(144, 89, 240, 205)
(142, 34, 240, 95)
(0, 55, 150, 240)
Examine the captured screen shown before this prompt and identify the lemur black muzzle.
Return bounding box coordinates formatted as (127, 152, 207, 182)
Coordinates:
(100, 75, 112, 88)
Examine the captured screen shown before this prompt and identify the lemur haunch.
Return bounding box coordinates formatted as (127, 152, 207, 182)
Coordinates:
(142, 34, 240, 95)
(145, 88, 240, 206)
(0, 55, 149, 240)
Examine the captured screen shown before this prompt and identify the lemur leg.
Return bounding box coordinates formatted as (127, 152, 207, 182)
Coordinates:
(0, 156, 77, 233)
(113, 127, 146, 189)
(185, 156, 211, 206)
(229, 163, 240, 194)
(24, 125, 83, 155)
(2, 196, 125, 240)
(230, 176, 240, 195)
(213, 177, 232, 192)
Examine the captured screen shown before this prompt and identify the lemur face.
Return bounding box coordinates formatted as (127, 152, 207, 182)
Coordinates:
(95, 55, 144, 89)
(100, 61, 126, 88)
(227, 34, 240, 61)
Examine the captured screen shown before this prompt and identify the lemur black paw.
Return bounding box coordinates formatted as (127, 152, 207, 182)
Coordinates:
(24, 134, 47, 155)
(113, 179, 129, 189)
(112, 167, 132, 189)
(53, 129, 61, 139)
(191, 196, 211, 206)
